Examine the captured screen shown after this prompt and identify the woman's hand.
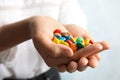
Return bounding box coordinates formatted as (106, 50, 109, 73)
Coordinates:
(29, 16, 110, 73)
(59, 24, 110, 72)
(29, 16, 74, 67)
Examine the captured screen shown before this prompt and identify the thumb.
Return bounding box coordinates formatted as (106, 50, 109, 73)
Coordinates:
(37, 35, 73, 58)
(49, 43, 73, 57)
(72, 43, 103, 60)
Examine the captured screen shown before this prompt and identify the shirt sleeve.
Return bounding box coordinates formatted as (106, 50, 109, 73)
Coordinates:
(0, 46, 17, 63)
(59, 0, 87, 29)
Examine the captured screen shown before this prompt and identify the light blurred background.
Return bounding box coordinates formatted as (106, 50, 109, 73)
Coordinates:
(60, 0, 120, 80)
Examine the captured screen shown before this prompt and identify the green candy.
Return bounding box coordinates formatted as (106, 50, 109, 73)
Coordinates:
(76, 37, 84, 43)
(76, 37, 85, 49)
(77, 42, 85, 49)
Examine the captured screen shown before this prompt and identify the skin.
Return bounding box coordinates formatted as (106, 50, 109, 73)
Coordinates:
(61, 24, 110, 72)
(0, 16, 110, 73)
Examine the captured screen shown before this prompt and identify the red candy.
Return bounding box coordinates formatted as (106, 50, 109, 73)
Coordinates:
(66, 40, 73, 45)
(53, 29, 62, 34)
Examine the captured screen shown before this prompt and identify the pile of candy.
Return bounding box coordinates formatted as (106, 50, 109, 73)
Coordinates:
(52, 29, 93, 52)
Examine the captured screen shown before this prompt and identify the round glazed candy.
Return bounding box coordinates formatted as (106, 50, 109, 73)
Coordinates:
(84, 38, 90, 46)
(54, 33, 61, 38)
(77, 42, 85, 49)
(66, 40, 73, 45)
(76, 37, 84, 43)
(59, 36, 66, 41)
(70, 37, 76, 43)
(61, 32, 69, 38)
(69, 43, 78, 52)
(53, 37, 60, 44)
(60, 40, 69, 46)
(53, 29, 62, 34)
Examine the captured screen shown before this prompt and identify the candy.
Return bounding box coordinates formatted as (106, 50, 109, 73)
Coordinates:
(62, 32, 69, 38)
(84, 38, 90, 46)
(59, 36, 66, 41)
(66, 40, 73, 45)
(53, 29, 62, 34)
(60, 40, 69, 46)
(89, 40, 94, 44)
(76, 37, 84, 43)
(66, 35, 72, 40)
(52, 29, 93, 52)
(77, 42, 85, 49)
(54, 33, 61, 38)
(69, 43, 78, 52)
(70, 37, 76, 43)
(53, 37, 60, 44)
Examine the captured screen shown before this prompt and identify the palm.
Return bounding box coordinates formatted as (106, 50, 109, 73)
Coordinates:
(31, 16, 74, 67)
(64, 24, 110, 69)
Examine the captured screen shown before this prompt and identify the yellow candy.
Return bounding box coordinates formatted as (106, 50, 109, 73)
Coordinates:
(63, 42, 69, 46)
(70, 37, 76, 43)
(53, 37, 60, 44)
(59, 40, 64, 43)
(59, 40, 69, 46)
(84, 38, 90, 46)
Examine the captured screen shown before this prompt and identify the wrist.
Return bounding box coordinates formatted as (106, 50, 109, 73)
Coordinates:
(0, 17, 34, 51)
(28, 16, 45, 39)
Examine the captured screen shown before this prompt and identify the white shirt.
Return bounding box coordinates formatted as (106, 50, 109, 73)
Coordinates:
(0, 0, 87, 79)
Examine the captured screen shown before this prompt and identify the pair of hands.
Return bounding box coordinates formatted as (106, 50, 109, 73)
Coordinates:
(29, 16, 110, 73)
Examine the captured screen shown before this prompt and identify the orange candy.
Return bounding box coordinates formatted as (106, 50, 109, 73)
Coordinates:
(69, 43, 78, 52)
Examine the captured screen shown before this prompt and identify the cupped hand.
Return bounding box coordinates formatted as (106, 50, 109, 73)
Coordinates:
(29, 16, 74, 67)
(29, 16, 110, 73)
(58, 24, 110, 72)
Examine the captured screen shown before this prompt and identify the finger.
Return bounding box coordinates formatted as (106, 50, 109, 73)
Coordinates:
(36, 35, 74, 58)
(77, 57, 88, 71)
(87, 56, 99, 68)
(57, 65, 67, 72)
(95, 54, 101, 61)
(72, 43, 103, 60)
(78, 57, 88, 67)
(87, 41, 110, 68)
(77, 66, 88, 72)
(99, 41, 110, 50)
(56, 44, 74, 57)
(77, 57, 88, 72)
(67, 61, 78, 73)
(88, 41, 110, 57)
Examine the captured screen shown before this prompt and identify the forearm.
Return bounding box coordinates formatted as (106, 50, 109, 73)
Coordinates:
(0, 17, 33, 52)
